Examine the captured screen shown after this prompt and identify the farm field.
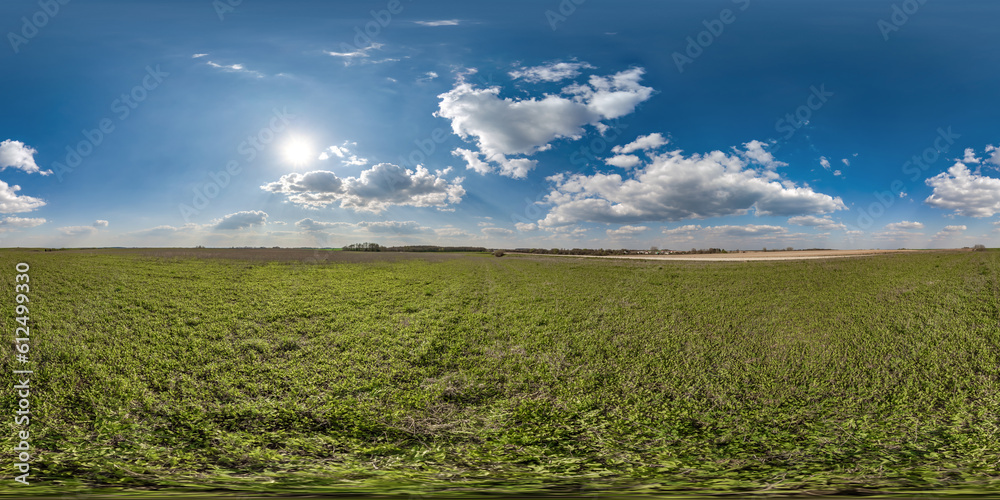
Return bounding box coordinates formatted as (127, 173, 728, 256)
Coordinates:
(1, 248, 999, 497)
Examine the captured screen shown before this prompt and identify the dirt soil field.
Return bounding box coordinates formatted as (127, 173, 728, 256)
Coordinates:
(521, 249, 957, 261)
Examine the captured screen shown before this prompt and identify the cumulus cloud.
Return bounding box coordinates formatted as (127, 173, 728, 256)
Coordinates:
(788, 215, 846, 231)
(515, 222, 538, 232)
(987, 145, 1000, 167)
(0, 180, 45, 213)
(607, 225, 648, 237)
(318, 142, 367, 165)
(962, 148, 981, 164)
(820, 157, 831, 170)
(263, 164, 465, 212)
(605, 155, 641, 169)
(93, 220, 109, 227)
(214, 211, 268, 230)
(612, 133, 668, 155)
(925, 163, 1000, 217)
(508, 61, 595, 83)
(0, 140, 51, 175)
(437, 67, 653, 178)
(0, 216, 45, 232)
(452, 148, 491, 175)
(885, 221, 924, 231)
(738, 140, 786, 169)
(538, 142, 845, 226)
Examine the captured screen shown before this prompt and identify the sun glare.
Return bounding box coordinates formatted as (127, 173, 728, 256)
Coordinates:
(282, 137, 313, 166)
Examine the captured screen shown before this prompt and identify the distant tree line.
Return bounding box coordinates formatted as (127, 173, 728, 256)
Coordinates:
(343, 242, 383, 252)
(341, 243, 489, 253)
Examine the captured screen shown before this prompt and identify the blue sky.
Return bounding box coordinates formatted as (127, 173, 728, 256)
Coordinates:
(2, 0, 1000, 249)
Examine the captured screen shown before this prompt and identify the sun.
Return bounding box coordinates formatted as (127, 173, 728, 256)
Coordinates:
(282, 136, 314, 166)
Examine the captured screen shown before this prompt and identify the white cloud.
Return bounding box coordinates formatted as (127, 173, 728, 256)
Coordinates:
(414, 19, 461, 26)
(58, 226, 98, 237)
(435, 226, 472, 238)
(205, 61, 264, 78)
(820, 157, 831, 170)
(325, 43, 384, 65)
(607, 225, 648, 237)
(360, 221, 431, 234)
(0, 180, 45, 213)
(263, 163, 465, 212)
(482, 227, 514, 236)
(508, 61, 595, 83)
(192, 53, 208, 58)
(418, 71, 439, 83)
(604, 154, 641, 169)
(0, 140, 51, 175)
(662, 224, 793, 243)
(833, 170, 842, 177)
(925, 163, 1000, 217)
(539, 142, 844, 226)
(435, 67, 653, 178)
(612, 133, 668, 155)
(515, 222, 538, 232)
(93, 220, 109, 227)
(788, 215, 846, 230)
(318, 142, 367, 165)
(986, 145, 1000, 167)
(0, 216, 45, 232)
(841, 158, 850, 167)
(738, 140, 787, 169)
(130, 224, 202, 238)
(885, 221, 924, 231)
(452, 148, 492, 175)
(214, 210, 268, 230)
(294, 218, 430, 235)
(962, 148, 981, 164)
(933, 225, 967, 242)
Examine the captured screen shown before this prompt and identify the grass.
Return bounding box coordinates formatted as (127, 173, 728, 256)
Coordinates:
(1, 248, 998, 497)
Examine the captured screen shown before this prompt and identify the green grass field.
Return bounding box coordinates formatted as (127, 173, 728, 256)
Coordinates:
(1, 248, 998, 497)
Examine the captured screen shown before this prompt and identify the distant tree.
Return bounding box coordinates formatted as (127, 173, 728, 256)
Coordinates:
(786, 246, 794, 251)
(493, 250, 505, 257)
(973, 244, 987, 251)
(650, 246, 659, 253)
